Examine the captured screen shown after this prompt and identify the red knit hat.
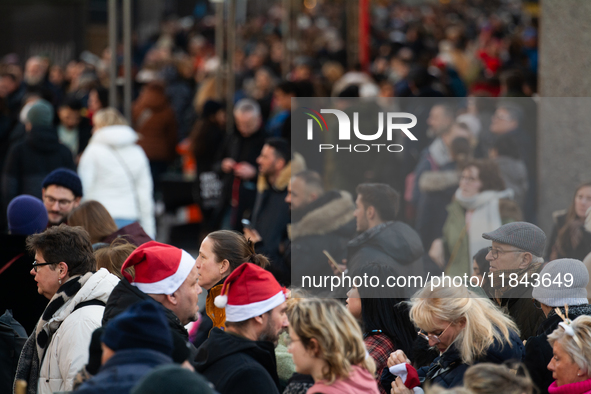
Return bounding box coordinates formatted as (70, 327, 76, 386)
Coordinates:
(121, 241, 195, 295)
(214, 263, 287, 322)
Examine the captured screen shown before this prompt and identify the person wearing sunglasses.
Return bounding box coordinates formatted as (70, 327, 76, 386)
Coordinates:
(14, 225, 120, 394)
(524, 258, 591, 394)
(381, 282, 523, 392)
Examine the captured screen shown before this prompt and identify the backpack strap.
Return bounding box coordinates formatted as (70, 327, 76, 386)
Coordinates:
(73, 300, 106, 312)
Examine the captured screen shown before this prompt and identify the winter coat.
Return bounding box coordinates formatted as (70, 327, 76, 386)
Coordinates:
(546, 212, 591, 261)
(381, 329, 523, 391)
(102, 278, 198, 364)
(347, 221, 424, 297)
(132, 84, 178, 162)
(308, 365, 380, 394)
(524, 304, 591, 394)
(78, 125, 155, 238)
(251, 162, 292, 285)
(495, 156, 528, 210)
(483, 268, 546, 341)
(442, 198, 522, 277)
(38, 269, 120, 394)
(75, 348, 173, 394)
(101, 221, 152, 247)
(195, 328, 281, 394)
(365, 333, 396, 394)
(2, 125, 75, 207)
(0, 234, 47, 336)
(291, 190, 357, 288)
(415, 168, 459, 249)
(213, 127, 266, 230)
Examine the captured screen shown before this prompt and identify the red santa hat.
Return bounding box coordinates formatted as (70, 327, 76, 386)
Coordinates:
(214, 262, 287, 322)
(121, 241, 195, 295)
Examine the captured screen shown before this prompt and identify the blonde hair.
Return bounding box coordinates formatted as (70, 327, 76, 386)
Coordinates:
(93, 107, 128, 129)
(287, 298, 375, 384)
(410, 282, 519, 364)
(548, 315, 591, 375)
(94, 239, 136, 279)
(463, 362, 534, 394)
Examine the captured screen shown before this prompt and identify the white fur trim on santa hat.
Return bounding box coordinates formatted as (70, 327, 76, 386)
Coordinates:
(133, 250, 195, 294)
(225, 290, 286, 322)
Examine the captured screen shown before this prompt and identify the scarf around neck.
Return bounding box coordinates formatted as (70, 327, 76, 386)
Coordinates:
(454, 188, 514, 274)
(14, 272, 93, 394)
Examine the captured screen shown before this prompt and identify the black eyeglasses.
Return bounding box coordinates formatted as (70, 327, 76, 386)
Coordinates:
(487, 246, 523, 260)
(32, 260, 56, 272)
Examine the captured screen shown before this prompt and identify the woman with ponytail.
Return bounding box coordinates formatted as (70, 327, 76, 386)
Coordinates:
(196, 230, 269, 330)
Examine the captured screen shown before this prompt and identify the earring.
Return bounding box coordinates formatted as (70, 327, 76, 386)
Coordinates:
(58, 279, 62, 285)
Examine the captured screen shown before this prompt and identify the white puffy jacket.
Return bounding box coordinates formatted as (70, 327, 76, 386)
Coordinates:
(37, 269, 120, 394)
(78, 125, 156, 238)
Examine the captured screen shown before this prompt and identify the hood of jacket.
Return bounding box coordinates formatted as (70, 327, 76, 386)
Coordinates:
(291, 190, 355, 239)
(49, 268, 119, 325)
(90, 125, 139, 148)
(256, 160, 292, 193)
(347, 221, 424, 266)
(419, 170, 459, 193)
(25, 125, 61, 152)
(194, 327, 278, 377)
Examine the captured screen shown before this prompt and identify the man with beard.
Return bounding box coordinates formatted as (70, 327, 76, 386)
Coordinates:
(288, 170, 356, 288)
(245, 138, 293, 285)
(102, 241, 202, 365)
(41, 168, 83, 226)
(195, 263, 288, 394)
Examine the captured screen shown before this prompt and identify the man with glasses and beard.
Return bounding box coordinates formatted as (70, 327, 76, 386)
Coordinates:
(195, 263, 289, 394)
(41, 168, 82, 226)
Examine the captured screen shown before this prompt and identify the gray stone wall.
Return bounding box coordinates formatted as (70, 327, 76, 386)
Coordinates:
(538, 0, 591, 237)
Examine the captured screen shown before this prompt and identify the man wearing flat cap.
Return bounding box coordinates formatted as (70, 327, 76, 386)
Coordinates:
(481, 221, 547, 340)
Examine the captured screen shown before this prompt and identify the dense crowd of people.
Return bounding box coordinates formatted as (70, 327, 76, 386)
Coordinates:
(1, 0, 591, 394)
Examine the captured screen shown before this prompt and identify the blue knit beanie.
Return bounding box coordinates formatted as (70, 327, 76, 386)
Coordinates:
(7, 195, 48, 235)
(42, 168, 83, 197)
(102, 300, 173, 356)
(26, 99, 54, 127)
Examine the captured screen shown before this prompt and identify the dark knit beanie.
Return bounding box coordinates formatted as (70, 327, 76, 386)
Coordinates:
(131, 364, 215, 394)
(7, 195, 48, 235)
(42, 168, 83, 197)
(102, 300, 173, 356)
(26, 99, 54, 127)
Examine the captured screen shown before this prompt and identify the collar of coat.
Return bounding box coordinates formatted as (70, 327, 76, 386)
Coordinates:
(256, 161, 292, 193)
(256, 152, 306, 193)
(291, 191, 355, 239)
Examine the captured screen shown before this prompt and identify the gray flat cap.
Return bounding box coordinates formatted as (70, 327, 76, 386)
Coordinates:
(482, 222, 546, 257)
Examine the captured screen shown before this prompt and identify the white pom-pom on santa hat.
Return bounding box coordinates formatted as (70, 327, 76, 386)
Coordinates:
(214, 294, 228, 308)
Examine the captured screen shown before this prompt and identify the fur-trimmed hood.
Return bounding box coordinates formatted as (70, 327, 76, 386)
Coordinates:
(291, 191, 355, 239)
(256, 152, 306, 193)
(419, 170, 459, 192)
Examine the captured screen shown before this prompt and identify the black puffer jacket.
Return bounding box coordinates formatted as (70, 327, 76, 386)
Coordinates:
(291, 190, 356, 288)
(381, 329, 524, 391)
(195, 328, 280, 394)
(2, 125, 75, 207)
(347, 221, 424, 296)
(524, 304, 591, 394)
(102, 279, 197, 364)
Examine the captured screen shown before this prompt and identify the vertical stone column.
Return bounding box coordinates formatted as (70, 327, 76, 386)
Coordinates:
(537, 0, 591, 236)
